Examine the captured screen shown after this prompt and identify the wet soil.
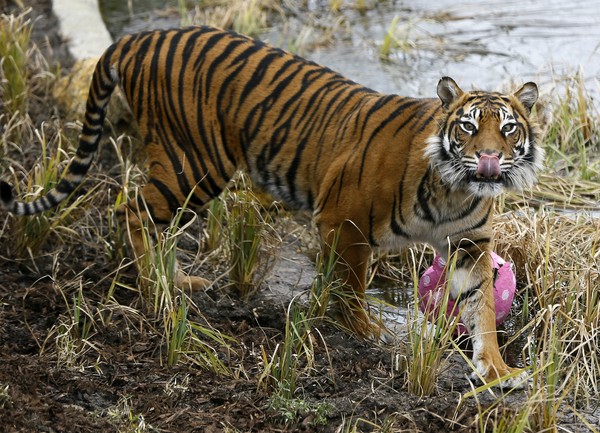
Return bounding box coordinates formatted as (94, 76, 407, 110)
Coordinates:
(0, 245, 487, 433)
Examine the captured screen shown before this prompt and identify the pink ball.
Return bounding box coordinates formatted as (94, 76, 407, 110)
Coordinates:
(417, 252, 516, 335)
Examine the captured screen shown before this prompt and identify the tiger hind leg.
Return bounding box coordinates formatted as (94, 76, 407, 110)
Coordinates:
(116, 181, 210, 292)
(319, 220, 382, 339)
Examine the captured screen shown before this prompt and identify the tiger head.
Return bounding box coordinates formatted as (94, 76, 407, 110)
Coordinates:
(425, 77, 544, 198)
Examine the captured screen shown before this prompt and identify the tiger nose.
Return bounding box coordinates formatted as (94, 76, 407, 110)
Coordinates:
(476, 153, 501, 178)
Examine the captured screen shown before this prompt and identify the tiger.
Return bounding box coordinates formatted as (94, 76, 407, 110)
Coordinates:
(0, 26, 543, 387)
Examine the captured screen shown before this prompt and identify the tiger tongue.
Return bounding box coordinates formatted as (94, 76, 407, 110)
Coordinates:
(477, 154, 501, 178)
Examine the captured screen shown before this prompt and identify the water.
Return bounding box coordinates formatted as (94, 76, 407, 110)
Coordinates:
(100, 0, 600, 101)
(308, 0, 600, 98)
(99, 0, 179, 36)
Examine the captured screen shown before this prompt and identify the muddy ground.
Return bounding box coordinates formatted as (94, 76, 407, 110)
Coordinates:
(0, 1, 590, 432)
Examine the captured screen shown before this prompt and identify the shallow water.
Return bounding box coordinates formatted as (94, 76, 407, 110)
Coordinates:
(100, 0, 600, 100)
(310, 0, 600, 98)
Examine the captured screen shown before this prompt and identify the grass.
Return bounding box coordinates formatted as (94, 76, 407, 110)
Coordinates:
(0, 384, 10, 410)
(0, 8, 34, 116)
(132, 196, 234, 373)
(1, 4, 600, 432)
(542, 73, 600, 182)
(379, 15, 417, 60)
(259, 298, 336, 426)
(258, 301, 312, 398)
(308, 229, 344, 322)
(105, 395, 153, 433)
(52, 284, 100, 371)
(0, 9, 92, 260)
(5, 123, 102, 259)
(163, 292, 234, 374)
(183, 0, 276, 37)
(400, 250, 461, 397)
(225, 183, 277, 300)
(203, 194, 226, 253)
(266, 393, 333, 427)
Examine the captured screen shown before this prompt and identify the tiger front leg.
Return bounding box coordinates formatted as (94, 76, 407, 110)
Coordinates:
(447, 242, 526, 388)
(116, 188, 210, 292)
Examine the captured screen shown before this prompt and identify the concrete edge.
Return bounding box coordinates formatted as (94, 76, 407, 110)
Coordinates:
(52, 0, 112, 60)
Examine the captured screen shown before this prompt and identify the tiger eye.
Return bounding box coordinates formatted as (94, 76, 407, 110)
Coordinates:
(461, 121, 476, 133)
(502, 123, 517, 135)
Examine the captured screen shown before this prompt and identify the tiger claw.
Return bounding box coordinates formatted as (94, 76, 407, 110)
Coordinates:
(469, 365, 529, 389)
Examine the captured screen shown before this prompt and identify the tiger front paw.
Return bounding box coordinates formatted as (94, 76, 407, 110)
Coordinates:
(471, 356, 528, 389)
(335, 304, 389, 341)
(175, 271, 211, 291)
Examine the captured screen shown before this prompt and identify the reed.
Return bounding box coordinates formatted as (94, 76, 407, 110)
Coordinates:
(225, 181, 277, 300)
(0, 9, 34, 116)
(399, 249, 460, 397)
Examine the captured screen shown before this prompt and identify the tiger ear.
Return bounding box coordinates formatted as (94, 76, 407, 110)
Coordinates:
(437, 77, 463, 110)
(513, 82, 538, 113)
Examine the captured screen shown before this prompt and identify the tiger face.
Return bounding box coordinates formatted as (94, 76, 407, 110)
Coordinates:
(425, 77, 543, 198)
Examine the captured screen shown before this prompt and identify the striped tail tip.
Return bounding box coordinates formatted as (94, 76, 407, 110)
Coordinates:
(0, 181, 14, 208)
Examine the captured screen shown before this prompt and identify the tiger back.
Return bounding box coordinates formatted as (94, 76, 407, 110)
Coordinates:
(0, 26, 543, 387)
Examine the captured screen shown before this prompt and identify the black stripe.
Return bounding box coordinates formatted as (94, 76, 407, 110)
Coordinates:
(242, 62, 305, 148)
(45, 192, 59, 207)
(313, 175, 339, 216)
(284, 137, 309, 204)
(68, 159, 91, 176)
(131, 35, 155, 120)
(358, 98, 421, 183)
(439, 197, 482, 224)
(0, 181, 13, 203)
(447, 203, 492, 239)
(455, 280, 485, 305)
(212, 45, 263, 169)
(354, 95, 395, 151)
(277, 70, 337, 203)
(148, 178, 183, 214)
(390, 194, 409, 237)
(33, 199, 45, 213)
(256, 68, 333, 176)
(335, 160, 348, 206)
(368, 203, 378, 246)
(415, 103, 442, 133)
(81, 123, 101, 137)
(415, 168, 435, 222)
(194, 38, 247, 180)
(77, 137, 97, 154)
(192, 31, 230, 98)
(56, 179, 76, 194)
(148, 32, 215, 200)
(392, 99, 430, 136)
(239, 52, 283, 104)
(204, 32, 248, 104)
